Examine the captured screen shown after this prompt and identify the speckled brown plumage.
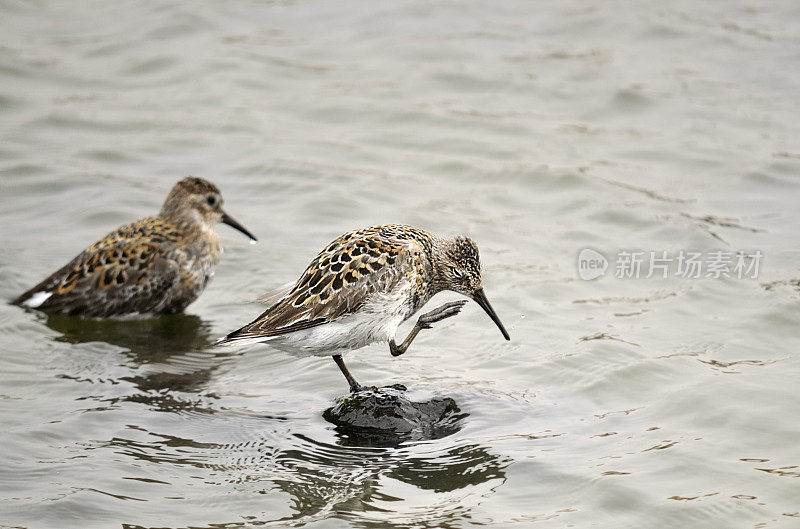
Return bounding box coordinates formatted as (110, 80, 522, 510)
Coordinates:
(227, 225, 436, 339)
(12, 177, 256, 318)
(218, 224, 509, 392)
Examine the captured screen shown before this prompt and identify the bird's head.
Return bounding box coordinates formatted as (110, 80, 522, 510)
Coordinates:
(435, 235, 510, 340)
(161, 176, 257, 242)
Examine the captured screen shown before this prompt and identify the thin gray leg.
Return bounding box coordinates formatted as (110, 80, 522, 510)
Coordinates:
(333, 354, 362, 393)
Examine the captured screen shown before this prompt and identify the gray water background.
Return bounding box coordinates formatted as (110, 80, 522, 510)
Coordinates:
(1, 1, 799, 527)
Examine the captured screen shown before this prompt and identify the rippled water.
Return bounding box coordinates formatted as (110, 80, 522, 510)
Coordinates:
(2, 1, 800, 527)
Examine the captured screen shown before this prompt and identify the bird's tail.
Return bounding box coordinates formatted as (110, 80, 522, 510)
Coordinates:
(213, 323, 273, 347)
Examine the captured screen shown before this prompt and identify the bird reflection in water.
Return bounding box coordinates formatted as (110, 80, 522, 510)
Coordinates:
(44, 313, 226, 413)
(266, 434, 509, 527)
(100, 407, 507, 526)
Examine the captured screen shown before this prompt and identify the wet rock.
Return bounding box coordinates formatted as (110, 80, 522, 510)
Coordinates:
(323, 384, 467, 447)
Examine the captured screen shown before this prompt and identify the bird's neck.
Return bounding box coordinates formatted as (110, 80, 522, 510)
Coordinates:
(160, 209, 218, 245)
(429, 237, 453, 293)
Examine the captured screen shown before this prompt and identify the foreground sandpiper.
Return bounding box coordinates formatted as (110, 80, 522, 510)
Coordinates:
(12, 177, 257, 318)
(218, 224, 509, 392)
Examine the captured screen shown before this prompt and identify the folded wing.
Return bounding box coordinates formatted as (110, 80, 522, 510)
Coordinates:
(220, 230, 419, 344)
(13, 220, 183, 317)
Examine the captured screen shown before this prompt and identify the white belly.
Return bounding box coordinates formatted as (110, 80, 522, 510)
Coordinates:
(267, 288, 413, 357)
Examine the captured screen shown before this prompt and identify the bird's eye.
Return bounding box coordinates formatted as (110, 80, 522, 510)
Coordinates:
(449, 266, 464, 279)
(206, 196, 217, 207)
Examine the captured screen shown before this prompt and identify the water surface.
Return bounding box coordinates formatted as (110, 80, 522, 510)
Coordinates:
(2, 1, 800, 527)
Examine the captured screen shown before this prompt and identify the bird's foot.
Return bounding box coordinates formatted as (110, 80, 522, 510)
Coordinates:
(417, 300, 468, 329)
(350, 383, 406, 394)
(350, 383, 377, 394)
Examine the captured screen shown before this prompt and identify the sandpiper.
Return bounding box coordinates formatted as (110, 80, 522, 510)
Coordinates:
(218, 224, 509, 392)
(12, 177, 257, 318)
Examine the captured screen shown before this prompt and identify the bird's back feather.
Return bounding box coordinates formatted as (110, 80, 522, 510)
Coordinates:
(219, 225, 433, 345)
(12, 217, 196, 317)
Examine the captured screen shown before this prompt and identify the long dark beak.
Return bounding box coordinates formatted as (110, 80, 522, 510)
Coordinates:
(221, 211, 257, 242)
(472, 289, 510, 341)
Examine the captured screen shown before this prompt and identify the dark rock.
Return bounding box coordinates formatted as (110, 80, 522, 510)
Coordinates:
(323, 385, 467, 447)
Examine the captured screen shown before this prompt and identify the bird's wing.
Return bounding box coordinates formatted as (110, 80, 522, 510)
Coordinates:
(220, 229, 422, 344)
(13, 219, 184, 317)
